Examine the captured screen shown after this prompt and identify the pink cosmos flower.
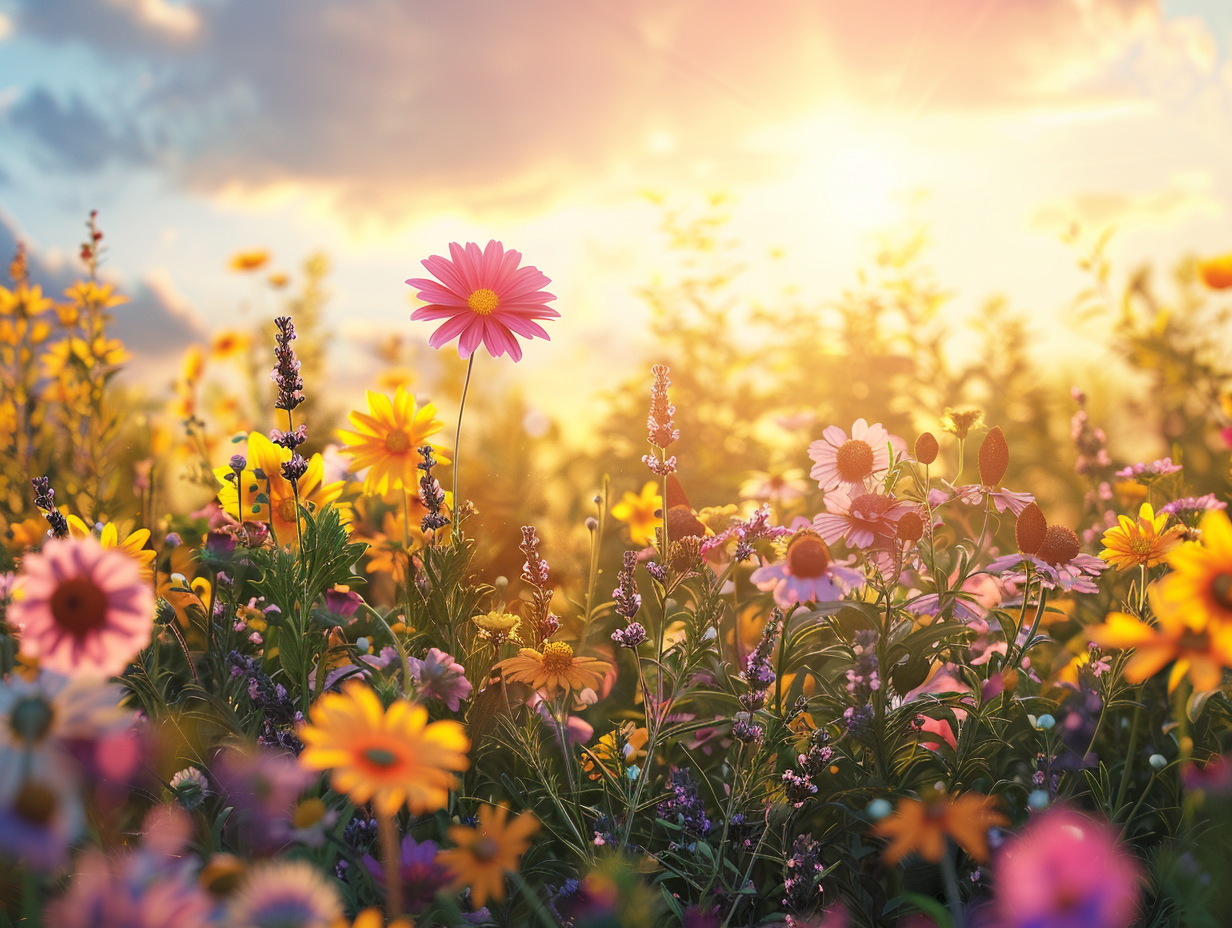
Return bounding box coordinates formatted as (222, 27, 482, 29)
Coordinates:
(406, 240, 558, 362)
(11, 537, 155, 678)
(993, 809, 1141, 928)
(808, 419, 902, 492)
(407, 647, 473, 711)
(750, 528, 864, 609)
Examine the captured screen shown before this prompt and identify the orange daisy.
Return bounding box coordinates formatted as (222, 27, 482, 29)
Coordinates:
(1099, 502, 1184, 571)
(495, 641, 611, 697)
(874, 791, 1007, 864)
(1198, 253, 1232, 290)
(436, 803, 539, 908)
(338, 387, 449, 495)
(611, 481, 662, 547)
(298, 682, 470, 815)
(229, 249, 271, 273)
(1156, 509, 1232, 628)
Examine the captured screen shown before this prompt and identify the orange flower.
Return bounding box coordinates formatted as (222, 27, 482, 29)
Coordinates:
(1088, 584, 1232, 693)
(298, 682, 470, 815)
(1157, 509, 1232, 629)
(1198, 253, 1232, 290)
(209, 329, 250, 360)
(338, 387, 448, 495)
(436, 804, 539, 908)
(611, 481, 662, 547)
(1099, 503, 1184, 571)
(582, 723, 648, 780)
(495, 641, 610, 697)
(874, 791, 1007, 864)
(229, 250, 271, 273)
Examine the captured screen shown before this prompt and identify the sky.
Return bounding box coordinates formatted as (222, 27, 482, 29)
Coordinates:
(1, 0, 1231, 416)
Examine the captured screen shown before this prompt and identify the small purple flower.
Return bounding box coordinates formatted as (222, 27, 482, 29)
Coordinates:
(324, 586, 362, 617)
(407, 648, 473, 712)
(213, 745, 311, 852)
(362, 835, 449, 914)
(1160, 494, 1226, 517)
(1114, 457, 1182, 481)
(612, 550, 642, 620)
(612, 622, 647, 649)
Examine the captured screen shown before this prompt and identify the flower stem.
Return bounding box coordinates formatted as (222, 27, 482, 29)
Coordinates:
(451, 354, 476, 547)
(939, 840, 965, 928)
(377, 809, 403, 920)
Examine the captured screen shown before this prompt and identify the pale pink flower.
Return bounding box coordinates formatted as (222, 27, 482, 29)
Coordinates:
(407, 647, 473, 711)
(953, 482, 1034, 515)
(808, 419, 902, 493)
(406, 240, 557, 362)
(11, 537, 154, 678)
(750, 528, 864, 609)
(813, 489, 912, 550)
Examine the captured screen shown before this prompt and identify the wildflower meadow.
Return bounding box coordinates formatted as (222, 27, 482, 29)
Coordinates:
(2, 199, 1232, 928)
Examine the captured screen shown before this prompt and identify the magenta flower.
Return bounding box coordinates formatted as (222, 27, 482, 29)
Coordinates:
(406, 240, 558, 361)
(362, 835, 449, 914)
(10, 536, 155, 678)
(993, 809, 1141, 928)
(407, 647, 473, 711)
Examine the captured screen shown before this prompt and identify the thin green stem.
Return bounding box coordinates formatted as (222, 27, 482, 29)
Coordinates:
(451, 354, 476, 547)
(939, 840, 965, 928)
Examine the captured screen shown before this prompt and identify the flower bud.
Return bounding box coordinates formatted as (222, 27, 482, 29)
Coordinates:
(914, 432, 939, 465)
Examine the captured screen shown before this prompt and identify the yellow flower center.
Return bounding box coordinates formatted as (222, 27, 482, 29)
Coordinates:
(384, 429, 411, 453)
(541, 641, 575, 674)
(292, 798, 327, 830)
(467, 288, 499, 316)
(835, 439, 875, 482)
(278, 497, 299, 523)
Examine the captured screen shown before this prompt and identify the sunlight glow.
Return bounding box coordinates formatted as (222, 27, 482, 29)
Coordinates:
(821, 144, 899, 228)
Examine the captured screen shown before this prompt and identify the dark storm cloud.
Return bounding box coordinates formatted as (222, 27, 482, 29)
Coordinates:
(10, 0, 1170, 218)
(8, 88, 150, 171)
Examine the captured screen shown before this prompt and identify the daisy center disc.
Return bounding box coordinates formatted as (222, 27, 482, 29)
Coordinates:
(467, 288, 499, 316)
(10, 696, 54, 743)
(363, 747, 400, 769)
(384, 429, 411, 453)
(835, 439, 875, 482)
(471, 836, 501, 861)
(1210, 572, 1232, 612)
(49, 576, 109, 638)
(786, 533, 831, 578)
(541, 641, 575, 674)
(1036, 525, 1080, 566)
(850, 493, 890, 521)
(14, 782, 57, 826)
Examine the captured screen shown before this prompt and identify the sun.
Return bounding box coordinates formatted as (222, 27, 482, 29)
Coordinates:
(821, 144, 899, 228)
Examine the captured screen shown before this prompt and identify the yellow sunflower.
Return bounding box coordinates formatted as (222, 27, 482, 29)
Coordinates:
(298, 681, 470, 816)
(66, 515, 156, 579)
(473, 610, 521, 647)
(436, 803, 539, 908)
(229, 249, 271, 272)
(495, 641, 610, 697)
(338, 387, 449, 495)
(1099, 502, 1185, 571)
(611, 481, 662, 547)
(209, 329, 250, 361)
(1089, 584, 1232, 693)
(215, 432, 347, 547)
(1157, 509, 1232, 628)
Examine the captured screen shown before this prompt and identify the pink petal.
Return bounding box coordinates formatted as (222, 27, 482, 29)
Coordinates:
(458, 318, 485, 357)
(412, 305, 469, 322)
(420, 254, 469, 296)
(427, 312, 475, 349)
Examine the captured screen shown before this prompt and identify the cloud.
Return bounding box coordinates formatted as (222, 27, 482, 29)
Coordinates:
(1029, 170, 1223, 234)
(7, 88, 149, 171)
(8, 0, 1222, 222)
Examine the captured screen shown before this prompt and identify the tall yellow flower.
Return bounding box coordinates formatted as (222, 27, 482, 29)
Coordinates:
(338, 387, 448, 495)
(495, 641, 610, 697)
(611, 481, 662, 547)
(66, 515, 156, 580)
(1100, 503, 1185, 571)
(1158, 509, 1232, 628)
(215, 432, 346, 546)
(298, 682, 470, 815)
(436, 804, 539, 908)
(1089, 583, 1232, 692)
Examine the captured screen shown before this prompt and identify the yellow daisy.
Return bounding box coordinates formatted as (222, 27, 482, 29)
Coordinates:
(229, 249, 271, 273)
(215, 432, 347, 547)
(495, 641, 610, 697)
(338, 387, 449, 496)
(1158, 509, 1232, 628)
(436, 803, 539, 908)
(1099, 502, 1185, 571)
(611, 481, 662, 547)
(66, 515, 156, 580)
(1089, 583, 1232, 692)
(298, 681, 470, 816)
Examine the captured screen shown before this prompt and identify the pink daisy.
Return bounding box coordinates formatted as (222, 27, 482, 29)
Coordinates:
(11, 537, 154, 678)
(952, 482, 1035, 516)
(406, 240, 558, 362)
(808, 419, 901, 493)
(813, 489, 912, 550)
(751, 527, 864, 608)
